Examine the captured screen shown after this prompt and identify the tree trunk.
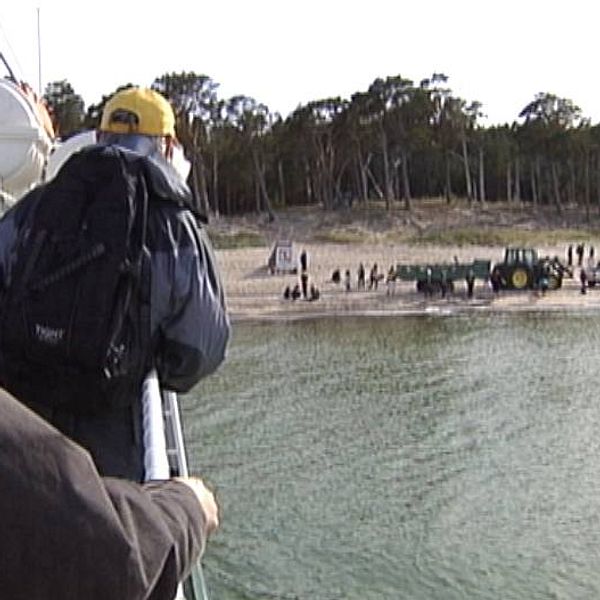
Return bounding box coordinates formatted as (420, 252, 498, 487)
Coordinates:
(478, 146, 485, 203)
(514, 156, 521, 203)
(326, 143, 336, 210)
(584, 151, 590, 223)
(392, 158, 400, 203)
(506, 162, 512, 203)
(535, 157, 542, 205)
(367, 165, 384, 200)
(380, 127, 392, 209)
(190, 160, 203, 216)
(461, 132, 472, 203)
(551, 161, 562, 214)
(530, 163, 538, 206)
(188, 119, 210, 216)
(211, 146, 220, 215)
(354, 156, 365, 206)
(444, 152, 452, 204)
(359, 153, 370, 205)
(277, 160, 286, 207)
(254, 175, 260, 213)
(315, 150, 327, 208)
(350, 157, 361, 207)
(252, 148, 275, 221)
(400, 150, 411, 210)
(568, 159, 576, 206)
(198, 153, 210, 215)
(304, 160, 313, 204)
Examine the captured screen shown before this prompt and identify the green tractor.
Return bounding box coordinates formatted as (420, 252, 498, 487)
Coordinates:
(491, 247, 567, 291)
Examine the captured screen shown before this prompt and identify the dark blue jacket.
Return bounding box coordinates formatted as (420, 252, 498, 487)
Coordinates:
(0, 144, 230, 393)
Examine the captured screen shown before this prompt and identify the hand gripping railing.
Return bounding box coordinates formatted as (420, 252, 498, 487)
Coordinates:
(142, 370, 210, 600)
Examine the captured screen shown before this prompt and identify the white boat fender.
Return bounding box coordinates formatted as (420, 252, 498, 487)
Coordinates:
(0, 79, 54, 202)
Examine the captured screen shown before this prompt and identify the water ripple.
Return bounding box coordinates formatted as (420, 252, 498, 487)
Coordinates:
(190, 314, 600, 599)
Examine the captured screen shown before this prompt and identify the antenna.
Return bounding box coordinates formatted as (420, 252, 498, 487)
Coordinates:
(37, 7, 42, 95)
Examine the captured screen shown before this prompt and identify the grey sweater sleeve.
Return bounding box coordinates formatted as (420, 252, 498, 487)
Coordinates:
(103, 479, 207, 600)
(0, 388, 208, 600)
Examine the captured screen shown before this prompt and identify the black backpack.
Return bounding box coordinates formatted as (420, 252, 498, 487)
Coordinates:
(0, 145, 152, 414)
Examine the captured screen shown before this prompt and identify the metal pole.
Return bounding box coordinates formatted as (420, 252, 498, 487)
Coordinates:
(163, 390, 211, 600)
(142, 370, 210, 600)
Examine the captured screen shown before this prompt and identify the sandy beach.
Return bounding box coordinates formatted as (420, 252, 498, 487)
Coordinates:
(216, 241, 600, 321)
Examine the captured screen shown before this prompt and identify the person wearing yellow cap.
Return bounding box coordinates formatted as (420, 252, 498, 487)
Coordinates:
(98, 87, 179, 160)
(102, 87, 176, 136)
(0, 86, 230, 482)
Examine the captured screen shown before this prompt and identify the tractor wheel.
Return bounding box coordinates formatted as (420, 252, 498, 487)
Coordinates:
(548, 274, 562, 290)
(511, 267, 531, 290)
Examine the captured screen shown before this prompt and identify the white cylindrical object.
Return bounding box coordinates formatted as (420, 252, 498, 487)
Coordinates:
(0, 79, 53, 201)
(142, 369, 170, 481)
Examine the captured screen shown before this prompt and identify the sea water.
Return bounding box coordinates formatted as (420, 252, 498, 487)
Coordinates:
(184, 313, 600, 599)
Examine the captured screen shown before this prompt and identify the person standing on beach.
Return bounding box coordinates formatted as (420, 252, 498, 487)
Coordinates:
(358, 263, 366, 290)
(299, 248, 308, 272)
(345, 269, 352, 292)
(576, 243, 585, 266)
(440, 270, 450, 299)
(465, 269, 476, 299)
(386, 265, 397, 296)
(490, 267, 502, 294)
(580, 268, 588, 294)
(567, 244, 573, 267)
(422, 267, 433, 298)
(369, 263, 380, 290)
(299, 248, 309, 299)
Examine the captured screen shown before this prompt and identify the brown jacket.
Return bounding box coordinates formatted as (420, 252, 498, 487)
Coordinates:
(0, 388, 207, 600)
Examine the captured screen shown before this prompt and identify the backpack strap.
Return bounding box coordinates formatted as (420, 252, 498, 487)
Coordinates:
(103, 150, 151, 381)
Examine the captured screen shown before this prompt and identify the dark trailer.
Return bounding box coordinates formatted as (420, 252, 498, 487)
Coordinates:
(395, 259, 491, 293)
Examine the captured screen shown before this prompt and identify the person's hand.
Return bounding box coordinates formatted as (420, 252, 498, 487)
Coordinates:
(175, 477, 219, 534)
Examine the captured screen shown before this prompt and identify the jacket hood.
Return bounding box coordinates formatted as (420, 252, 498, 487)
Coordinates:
(63, 139, 203, 220)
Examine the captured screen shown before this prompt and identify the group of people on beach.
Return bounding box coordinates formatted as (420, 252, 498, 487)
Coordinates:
(283, 241, 600, 307)
(283, 283, 321, 302)
(282, 248, 321, 302)
(566, 242, 595, 268)
(567, 242, 599, 294)
(331, 262, 396, 295)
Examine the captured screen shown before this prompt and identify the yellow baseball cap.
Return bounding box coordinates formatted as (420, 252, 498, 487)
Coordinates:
(99, 87, 176, 137)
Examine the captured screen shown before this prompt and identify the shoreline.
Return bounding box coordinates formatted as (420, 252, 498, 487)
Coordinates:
(215, 242, 600, 322)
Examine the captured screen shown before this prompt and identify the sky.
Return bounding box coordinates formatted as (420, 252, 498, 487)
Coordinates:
(1, 0, 599, 126)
